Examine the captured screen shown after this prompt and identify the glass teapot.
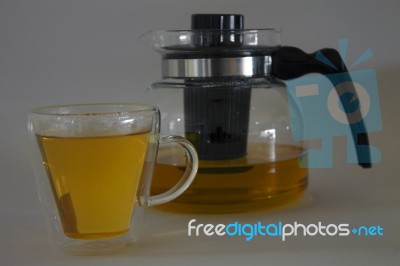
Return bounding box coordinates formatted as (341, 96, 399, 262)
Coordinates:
(140, 14, 371, 213)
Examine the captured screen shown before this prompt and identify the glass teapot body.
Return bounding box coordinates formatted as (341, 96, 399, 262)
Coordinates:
(141, 14, 371, 213)
(145, 74, 308, 213)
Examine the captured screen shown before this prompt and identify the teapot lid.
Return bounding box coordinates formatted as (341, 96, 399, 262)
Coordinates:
(142, 14, 281, 57)
(142, 14, 281, 78)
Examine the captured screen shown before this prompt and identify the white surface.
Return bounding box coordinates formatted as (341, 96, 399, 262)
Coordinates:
(1, 0, 399, 265)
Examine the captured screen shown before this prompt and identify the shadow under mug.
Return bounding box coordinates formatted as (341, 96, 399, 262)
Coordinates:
(27, 103, 198, 255)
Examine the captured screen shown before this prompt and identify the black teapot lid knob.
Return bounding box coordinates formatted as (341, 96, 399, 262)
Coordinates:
(190, 14, 244, 47)
(191, 14, 244, 30)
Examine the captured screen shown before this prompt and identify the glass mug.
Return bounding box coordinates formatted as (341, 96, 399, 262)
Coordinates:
(27, 103, 198, 254)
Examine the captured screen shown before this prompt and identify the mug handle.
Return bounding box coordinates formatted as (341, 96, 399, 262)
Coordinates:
(148, 135, 199, 206)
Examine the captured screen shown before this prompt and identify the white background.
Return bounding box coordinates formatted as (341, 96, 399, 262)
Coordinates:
(1, 0, 399, 265)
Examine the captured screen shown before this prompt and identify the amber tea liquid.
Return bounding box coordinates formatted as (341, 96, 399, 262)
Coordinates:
(152, 144, 308, 213)
(36, 131, 150, 239)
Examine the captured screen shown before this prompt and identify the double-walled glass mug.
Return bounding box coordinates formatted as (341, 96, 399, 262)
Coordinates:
(27, 103, 198, 255)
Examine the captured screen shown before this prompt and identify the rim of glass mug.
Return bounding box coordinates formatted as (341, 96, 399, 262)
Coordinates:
(29, 102, 156, 116)
(28, 103, 159, 138)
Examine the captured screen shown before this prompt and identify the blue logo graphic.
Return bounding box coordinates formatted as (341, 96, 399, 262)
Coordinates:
(286, 39, 382, 168)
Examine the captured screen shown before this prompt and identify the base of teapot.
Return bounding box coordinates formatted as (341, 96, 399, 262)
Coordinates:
(152, 187, 307, 214)
(151, 143, 308, 214)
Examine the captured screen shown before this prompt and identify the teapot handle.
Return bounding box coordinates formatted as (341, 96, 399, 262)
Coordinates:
(271, 47, 371, 168)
